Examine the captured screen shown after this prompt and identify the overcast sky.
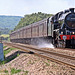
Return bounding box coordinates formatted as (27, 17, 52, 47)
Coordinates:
(0, 0, 75, 16)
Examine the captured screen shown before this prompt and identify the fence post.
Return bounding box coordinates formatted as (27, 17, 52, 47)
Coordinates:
(0, 37, 4, 61)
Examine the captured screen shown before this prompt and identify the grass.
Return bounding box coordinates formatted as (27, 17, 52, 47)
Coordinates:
(0, 47, 19, 65)
(17, 53, 20, 57)
(1, 34, 10, 41)
(27, 60, 35, 66)
(11, 68, 21, 74)
(4, 47, 17, 56)
(8, 37, 10, 42)
(0, 53, 20, 65)
(44, 61, 50, 66)
(3, 46, 7, 49)
(4, 69, 8, 73)
(47, 59, 50, 62)
(0, 69, 8, 73)
(0, 61, 5, 65)
(1, 34, 9, 38)
(24, 71, 29, 75)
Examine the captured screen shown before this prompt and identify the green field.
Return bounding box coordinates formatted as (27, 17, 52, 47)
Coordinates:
(1, 34, 9, 38)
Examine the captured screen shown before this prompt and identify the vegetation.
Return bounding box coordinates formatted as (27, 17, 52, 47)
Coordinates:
(0, 15, 22, 30)
(44, 61, 50, 66)
(14, 12, 53, 30)
(1, 34, 9, 38)
(24, 71, 29, 75)
(0, 47, 18, 65)
(0, 61, 5, 65)
(0, 28, 10, 34)
(11, 68, 21, 74)
(4, 69, 8, 73)
(1, 34, 9, 41)
(3, 46, 7, 49)
(0, 12, 53, 34)
(0, 16, 22, 35)
(4, 47, 17, 56)
(0, 69, 8, 73)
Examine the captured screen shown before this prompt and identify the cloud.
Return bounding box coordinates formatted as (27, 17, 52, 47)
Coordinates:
(0, 0, 74, 16)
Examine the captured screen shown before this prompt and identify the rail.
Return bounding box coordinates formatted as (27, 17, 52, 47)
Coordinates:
(4, 42, 75, 69)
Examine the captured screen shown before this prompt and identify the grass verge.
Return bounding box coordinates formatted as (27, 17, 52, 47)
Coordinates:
(0, 47, 19, 65)
(11, 68, 21, 74)
(4, 47, 17, 56)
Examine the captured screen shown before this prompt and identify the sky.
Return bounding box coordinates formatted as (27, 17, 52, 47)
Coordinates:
(0, 0, 75, 16)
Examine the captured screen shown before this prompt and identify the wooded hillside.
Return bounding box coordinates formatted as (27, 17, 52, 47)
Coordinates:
(0, 16, 22, 30)
(14, 12, 53, 30)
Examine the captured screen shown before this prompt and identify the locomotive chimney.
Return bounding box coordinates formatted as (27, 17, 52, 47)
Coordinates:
(69, 8, 74, 13)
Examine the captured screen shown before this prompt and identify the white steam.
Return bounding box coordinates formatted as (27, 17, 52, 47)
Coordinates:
(31, 38, 55, 48)
(38, 43, 54, 48)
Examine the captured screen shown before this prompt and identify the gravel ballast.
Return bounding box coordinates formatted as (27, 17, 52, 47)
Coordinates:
(0, 48, 75, 75)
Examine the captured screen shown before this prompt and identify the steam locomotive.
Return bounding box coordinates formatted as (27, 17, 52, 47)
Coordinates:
(52, 8, 75, 48)
(10, 8, 75, 48)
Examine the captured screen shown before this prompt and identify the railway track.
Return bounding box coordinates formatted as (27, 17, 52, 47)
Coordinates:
(56, 48, 75, 51)
(4, 42, 75, 69)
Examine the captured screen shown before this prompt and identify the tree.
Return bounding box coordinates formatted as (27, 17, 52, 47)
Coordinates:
(14, 12, 53, 30)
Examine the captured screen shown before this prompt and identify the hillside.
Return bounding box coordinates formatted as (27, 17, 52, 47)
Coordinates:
(0, 15, 22, 30)
(14, 12, 53, 30)
(0, 28, 10, 34)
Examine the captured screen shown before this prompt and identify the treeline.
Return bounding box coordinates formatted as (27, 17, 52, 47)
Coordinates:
(0, 28, 10, 34)
(14, 12, 53, 30)
(0, 15, 22, 30)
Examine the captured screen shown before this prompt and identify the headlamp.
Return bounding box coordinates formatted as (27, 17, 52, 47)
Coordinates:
(63, 36, 67, 40)
(72, 32, 74, 34)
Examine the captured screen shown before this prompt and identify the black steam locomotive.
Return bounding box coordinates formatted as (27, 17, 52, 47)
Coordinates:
(10, 8, 75, 48)
(52, 8, 75, 48)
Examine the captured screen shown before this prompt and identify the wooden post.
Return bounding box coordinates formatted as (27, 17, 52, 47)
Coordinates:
(0, 43, 4, 61)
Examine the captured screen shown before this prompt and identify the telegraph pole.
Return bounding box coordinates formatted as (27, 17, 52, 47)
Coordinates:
(0, 32, 4, 61)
